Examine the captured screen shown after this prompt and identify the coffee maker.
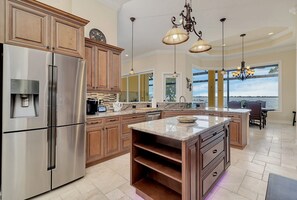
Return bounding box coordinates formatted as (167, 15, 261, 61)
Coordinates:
(86, 98, 98, 115)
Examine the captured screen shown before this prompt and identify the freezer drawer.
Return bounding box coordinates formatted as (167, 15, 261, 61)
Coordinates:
(2, 129, 51, 200)
(52, 124, 86, 188)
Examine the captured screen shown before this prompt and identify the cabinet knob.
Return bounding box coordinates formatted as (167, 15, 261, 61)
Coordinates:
(52, 47, 55, 51)
(46, 46, 50, 49)
(213, 132, 217, 136)
(212, 172, 218, 177)
(212, 149, 218, 154)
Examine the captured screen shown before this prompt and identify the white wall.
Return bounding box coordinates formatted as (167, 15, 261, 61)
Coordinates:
(37, 0, 118, 45)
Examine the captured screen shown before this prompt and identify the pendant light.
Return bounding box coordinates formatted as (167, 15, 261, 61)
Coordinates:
(232, 34, 255, 80)
(172, 45, 178, 78)
(129, 17, 136, 75)
(162, 0, 212, 53)
(220, 18, 226, 75)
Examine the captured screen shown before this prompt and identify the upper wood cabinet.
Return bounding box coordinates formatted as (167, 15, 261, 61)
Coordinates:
(3, 0, 89, 58)
(85, 38, 124, 93)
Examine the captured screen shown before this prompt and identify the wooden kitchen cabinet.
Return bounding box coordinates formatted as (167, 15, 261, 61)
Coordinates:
(85, 38, 124, 93)
(3, 0, 88, 58)
(86, 116, 122, 167)
(105, 123, 121, 156)
(86, 119, 104, 165)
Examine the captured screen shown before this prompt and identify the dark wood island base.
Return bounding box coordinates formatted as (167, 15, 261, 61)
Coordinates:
(129, 116, 231, 200)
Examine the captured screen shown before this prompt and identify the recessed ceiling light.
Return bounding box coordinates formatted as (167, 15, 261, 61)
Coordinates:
(268, 32, 274, 36)
(125, 54, 129, 57)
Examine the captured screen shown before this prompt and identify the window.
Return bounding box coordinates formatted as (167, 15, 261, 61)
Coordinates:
(163, 74, 181, 102)
(192, 64, 279, 109)
(120, 72, 154, 102)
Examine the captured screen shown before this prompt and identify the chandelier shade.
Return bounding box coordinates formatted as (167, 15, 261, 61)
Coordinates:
(162, 27, 189, 45)
(232, 34, 255, 80)
(162, 0, 211, 53)
(189, 39, 212, 53)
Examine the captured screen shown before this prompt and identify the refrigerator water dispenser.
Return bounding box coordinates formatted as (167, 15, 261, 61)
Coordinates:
(10, 79, 39, 118)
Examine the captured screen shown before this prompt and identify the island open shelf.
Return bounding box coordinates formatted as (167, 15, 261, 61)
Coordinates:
(129, 115, 231, 200)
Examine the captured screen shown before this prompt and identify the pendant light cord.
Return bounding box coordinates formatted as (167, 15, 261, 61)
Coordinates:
(132, 18, 134, 70)
(222, 19, 225, 70)
(174, 45, 176, 73)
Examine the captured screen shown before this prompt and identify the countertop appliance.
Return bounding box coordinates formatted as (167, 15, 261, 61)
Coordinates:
(1, 44, 86, 200)
(98, 105, 107, 112)
(87, 98, 98, 114)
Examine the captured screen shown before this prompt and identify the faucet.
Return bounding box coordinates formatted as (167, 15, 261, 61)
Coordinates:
(179, 96, 187, 109)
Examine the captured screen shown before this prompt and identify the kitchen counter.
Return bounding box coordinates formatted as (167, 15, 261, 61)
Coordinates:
(86, 107, 250, 119)
(130, 115, 231, 200)
(128, 115, 230, 141)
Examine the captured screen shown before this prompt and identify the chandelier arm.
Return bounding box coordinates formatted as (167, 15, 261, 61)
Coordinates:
(192, 26, 202, 39)
(171, 16, 182, 27)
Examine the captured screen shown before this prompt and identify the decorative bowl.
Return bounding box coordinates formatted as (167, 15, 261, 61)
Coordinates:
(177, 116, 198, 123)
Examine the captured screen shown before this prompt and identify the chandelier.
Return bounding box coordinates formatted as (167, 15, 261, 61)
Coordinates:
(232, 34, 255, 80)
(162, 0, 212, 53)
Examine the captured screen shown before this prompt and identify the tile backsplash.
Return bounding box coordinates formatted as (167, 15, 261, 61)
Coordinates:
(87, 93, 117, 108)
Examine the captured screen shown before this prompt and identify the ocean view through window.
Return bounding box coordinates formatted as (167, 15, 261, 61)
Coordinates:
(192, 64, 279, 109)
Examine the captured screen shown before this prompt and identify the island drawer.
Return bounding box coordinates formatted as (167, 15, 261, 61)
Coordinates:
(200, 125, 225, 147)
(202, 158, 225, 195)
(222, 113, 241, 119)
(201, 136, 224, 168)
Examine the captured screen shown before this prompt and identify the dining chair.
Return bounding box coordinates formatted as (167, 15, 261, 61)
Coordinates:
(228, 101, 242, 109)
(256, 100, 267, 126)
(245, 101, 264, 129)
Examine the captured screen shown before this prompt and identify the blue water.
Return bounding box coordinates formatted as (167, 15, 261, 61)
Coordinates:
(193, 96, 278, 109)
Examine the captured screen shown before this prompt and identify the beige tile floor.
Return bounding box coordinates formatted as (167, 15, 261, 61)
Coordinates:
(33, 123, 297, 200)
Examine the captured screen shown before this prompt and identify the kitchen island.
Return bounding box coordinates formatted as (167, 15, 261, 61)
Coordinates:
(129, 115, 231, 200)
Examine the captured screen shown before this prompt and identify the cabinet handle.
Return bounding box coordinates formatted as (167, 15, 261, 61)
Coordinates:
(109, 119, 117, 122)
(88, 121, 99, 125)
(212, 149, 218, 154)
(46, 46, 50, 49)
(212, 172, 218, 177)
(52, 47, 55, 51)
(213, 132, 217, 136)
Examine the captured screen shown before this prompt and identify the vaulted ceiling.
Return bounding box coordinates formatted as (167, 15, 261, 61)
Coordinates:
(110, 0, 297, 59)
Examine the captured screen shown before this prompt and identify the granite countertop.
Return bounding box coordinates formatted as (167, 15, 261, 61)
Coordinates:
(86, 107, 250, 119)
(203, 107, 251, 113)
(128, 115, 231, 141)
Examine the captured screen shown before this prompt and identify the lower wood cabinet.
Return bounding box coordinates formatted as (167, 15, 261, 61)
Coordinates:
(105, 124, 121, 157)
(86, 117, 121, 166)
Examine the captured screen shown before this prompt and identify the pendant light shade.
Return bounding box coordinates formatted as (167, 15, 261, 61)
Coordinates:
(189, 39, 212, 53)
(162, 27, 189, 45)
(129, 17, 136, 75)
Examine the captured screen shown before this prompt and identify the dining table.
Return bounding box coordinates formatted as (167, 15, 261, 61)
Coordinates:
(262, 108, 275, 126)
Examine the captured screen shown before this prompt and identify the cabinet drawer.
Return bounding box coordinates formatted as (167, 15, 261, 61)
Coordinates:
(200, 126, 224, 147)
(87, 118, 103, 129)
(104, 117, 120, 124)
(201, 138, 224, 168)
(121, 136, 131, 151)
(222, 113, 241, 119)
(202, 159, 225, 195)
(122, 114, 145, 122)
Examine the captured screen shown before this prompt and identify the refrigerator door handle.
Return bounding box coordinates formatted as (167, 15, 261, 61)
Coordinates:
(52, 66, 58, 127)
(48, 65, 53, 127)
(47, 127, 52, 170)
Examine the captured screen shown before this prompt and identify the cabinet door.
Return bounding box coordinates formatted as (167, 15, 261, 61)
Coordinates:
(86, 128, 104, 164)
(6, 1, 50, 50)
(105, 124, 120, 156)
(229, 118, 241, 146)
(51, 16, 84, 58)
(95, 48, 109, 90)
(85, 44, 95, 91)
(110, 52, 121, 92)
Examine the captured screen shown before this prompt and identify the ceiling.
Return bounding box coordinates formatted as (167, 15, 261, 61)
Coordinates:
(113, 0, 297, 60)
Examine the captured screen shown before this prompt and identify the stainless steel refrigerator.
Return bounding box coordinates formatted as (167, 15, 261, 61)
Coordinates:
(1, 44, 86, 200)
